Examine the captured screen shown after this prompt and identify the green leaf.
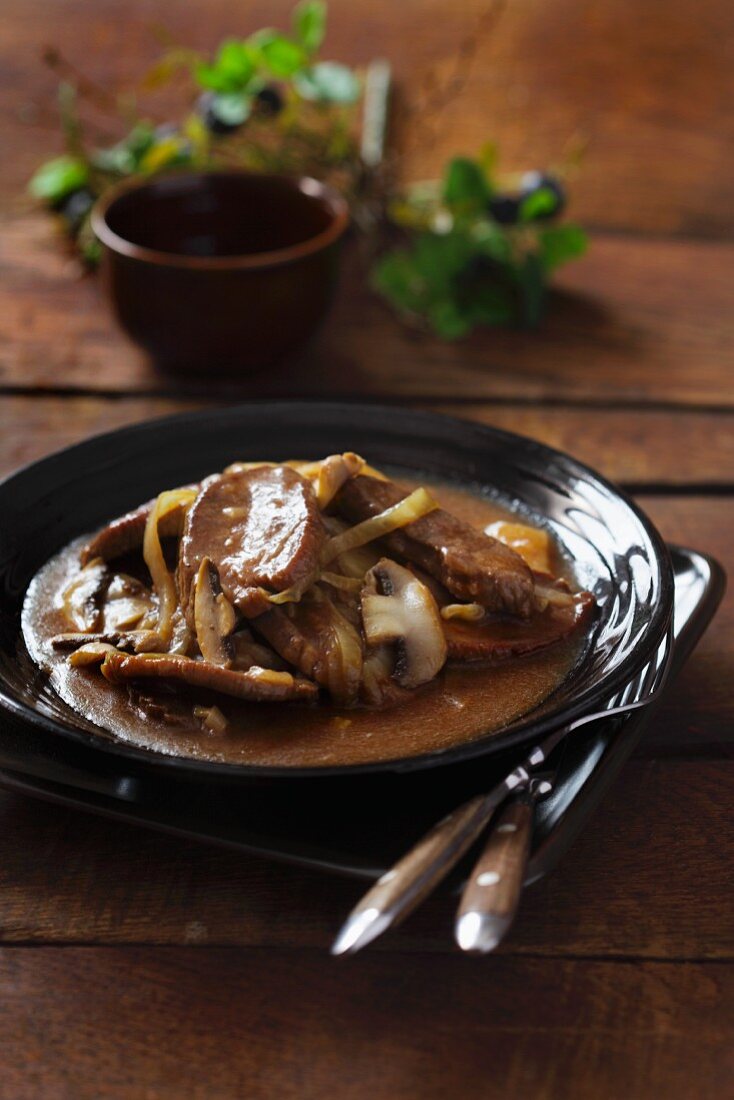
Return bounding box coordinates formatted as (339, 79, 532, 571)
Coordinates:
(427, 300, 472, 340)
(195, 62, 238, 93)
(125, 122, 157, 163)
(464, 283, 516, 327)
(258, 33, 308, 77)
(138, 136, 192, 173)
(295, 62, 360, 103)
(519, 186, 559, 222)
(293, 0, 327, 53)
(91, 144, 135, 174)
(442, 157, 490, 213)
(411, 231, 475, 289)
(537, 224, 588, 271)
(516, 252, 546, 328)
(29, 155, 88, 203)
(371, 251, 424, 311)
(196, 38, 256, 92)
(216, 39, 255, 85)
(472, 220, 512, 264)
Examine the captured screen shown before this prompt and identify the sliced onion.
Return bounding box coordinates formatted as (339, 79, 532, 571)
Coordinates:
(193, 704, 229, 735)
(322, 487, 438, 565)
(320, 571, 363, 593)
(142, 488, 197, 646)
(68, 642, 121, 667)
(440, 603, 486, 622)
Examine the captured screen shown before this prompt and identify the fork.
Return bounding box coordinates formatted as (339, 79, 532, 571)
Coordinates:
(331, 625, 673, 956)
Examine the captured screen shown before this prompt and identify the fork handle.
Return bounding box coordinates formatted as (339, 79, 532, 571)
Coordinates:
(455, 795, 534, 954)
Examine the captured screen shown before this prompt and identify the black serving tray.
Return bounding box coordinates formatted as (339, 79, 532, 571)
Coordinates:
(0, 545, 723, 883)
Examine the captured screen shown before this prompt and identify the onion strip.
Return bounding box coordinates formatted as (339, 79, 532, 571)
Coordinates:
(320, 571, 363, 592)
(321, 487, 438, 565)
(440, 603, 486, 622)
(142, 488, 197, 646)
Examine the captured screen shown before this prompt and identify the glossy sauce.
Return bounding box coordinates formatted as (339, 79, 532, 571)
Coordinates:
(22, 481, 587, 767)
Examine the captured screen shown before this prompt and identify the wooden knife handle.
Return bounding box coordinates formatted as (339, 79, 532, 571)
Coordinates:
(455, 796, 534, 954)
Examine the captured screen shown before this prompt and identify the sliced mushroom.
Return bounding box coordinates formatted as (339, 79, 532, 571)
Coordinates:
(361, 558, 448, 690)
(102, 573, 156, 632)
(193, 558, 237, 667)
(59, 559, 110, 632)
(52, 630, 165, 655)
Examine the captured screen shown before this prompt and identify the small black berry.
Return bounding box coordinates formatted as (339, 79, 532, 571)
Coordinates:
(197, 92, 243, 136)
(58, 187, 95, 235)
(255, 85, 284, 116)
(488, 194, 520, 225)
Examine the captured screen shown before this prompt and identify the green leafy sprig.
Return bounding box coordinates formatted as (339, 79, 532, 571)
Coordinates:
(28, 1, 362, 265)
(372, 150, 587, 337)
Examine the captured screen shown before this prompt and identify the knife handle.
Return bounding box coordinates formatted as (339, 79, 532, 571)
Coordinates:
(455, 795, 534, 954)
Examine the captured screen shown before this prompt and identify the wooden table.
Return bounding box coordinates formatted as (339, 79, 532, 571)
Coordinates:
(1, 2, 733, 1096)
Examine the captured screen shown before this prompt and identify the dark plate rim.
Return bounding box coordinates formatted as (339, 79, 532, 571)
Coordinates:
(0, 401, 675, 780)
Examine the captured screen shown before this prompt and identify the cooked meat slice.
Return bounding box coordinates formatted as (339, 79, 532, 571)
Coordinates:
(333, 476, 534, 618)
(252, 592, 363, 705)
(100, 651, 318, 702)
(179, 465, 324, 619)
(361, 559, 448, 689)
(230, 628, 290, 672)
(81, 488, 196, 565)
(443, 590, 595, 662)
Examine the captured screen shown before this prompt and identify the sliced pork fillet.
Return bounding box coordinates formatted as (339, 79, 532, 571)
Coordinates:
(178, 465, 325, 620)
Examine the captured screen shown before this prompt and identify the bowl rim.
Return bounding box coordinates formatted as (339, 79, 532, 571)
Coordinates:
(90, 170, 350, 272)
(0, 401, 675, 781)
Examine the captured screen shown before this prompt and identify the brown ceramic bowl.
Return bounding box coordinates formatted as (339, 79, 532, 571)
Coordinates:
(91, 171, 349, 374)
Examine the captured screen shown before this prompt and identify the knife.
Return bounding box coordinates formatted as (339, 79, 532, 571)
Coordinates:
(455, 777, 552, 954)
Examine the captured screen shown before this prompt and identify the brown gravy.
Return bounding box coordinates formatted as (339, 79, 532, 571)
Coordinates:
(21, 480, 586, 767)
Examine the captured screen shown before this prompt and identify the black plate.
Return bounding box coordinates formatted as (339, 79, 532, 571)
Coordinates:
(0, 546, 722, 881)
(0, 402, 674, 784)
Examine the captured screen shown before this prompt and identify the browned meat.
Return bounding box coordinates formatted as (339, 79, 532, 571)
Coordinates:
(443, 591, 595, 662)
(179, 466, 324, 619)
(81, 489, 197, 565)
(51, 630, 164, 654)
(252, 593, 363, 705)
(333, 475, 534, 618)
(101, 651, 318, 702)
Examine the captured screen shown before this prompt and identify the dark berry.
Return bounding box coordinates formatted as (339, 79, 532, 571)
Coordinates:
(519, 171, 566, 219)
(255, 85, 284, 116)
(488, 194, 520, 225)
(58, 187, 95, 235)
(197, 92, 242, 135)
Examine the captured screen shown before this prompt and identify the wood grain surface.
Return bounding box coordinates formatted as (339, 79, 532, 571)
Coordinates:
(3, 0, 734, 237)
(1, 0, 733, 1096)
(2, 221, 734, 405)
(1, 948, 732, 1100)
